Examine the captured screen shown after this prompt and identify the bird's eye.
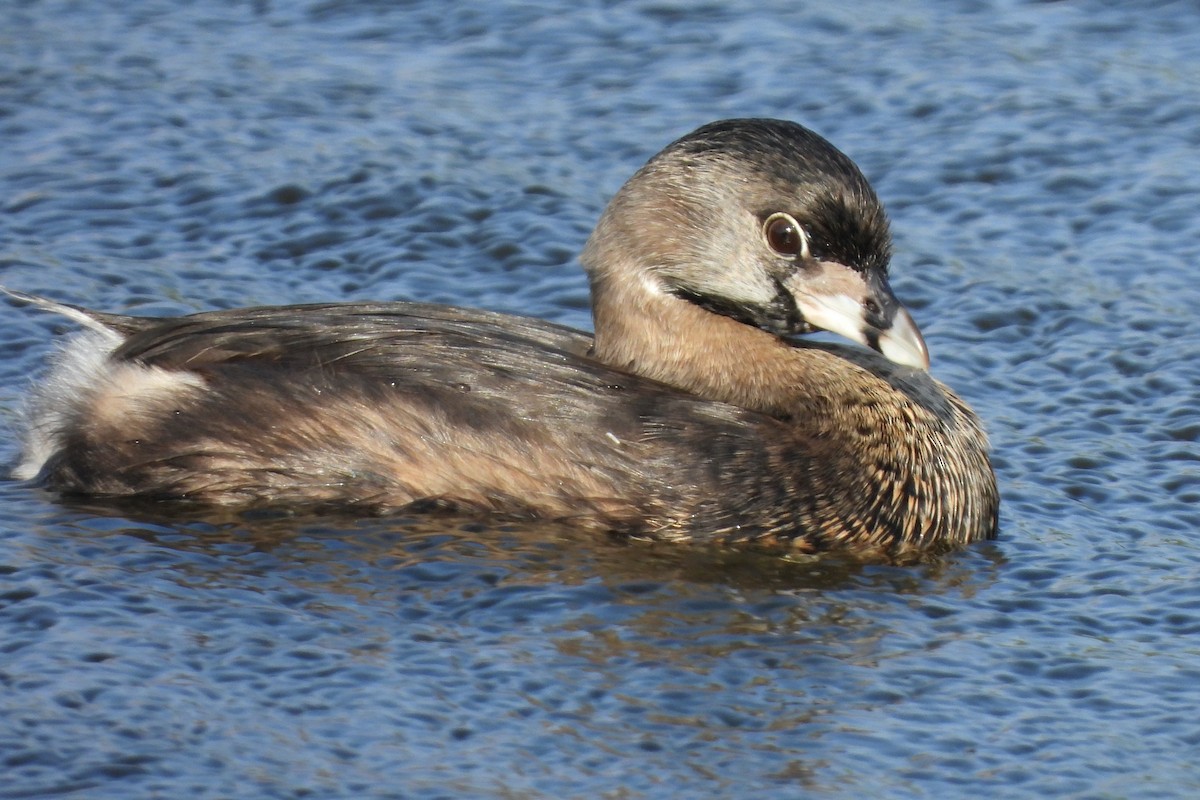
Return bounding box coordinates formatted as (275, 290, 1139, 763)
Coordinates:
(763, 213, 810, 259)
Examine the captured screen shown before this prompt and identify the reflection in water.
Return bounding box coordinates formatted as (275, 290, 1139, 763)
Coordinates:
(30, 494, 1008, 666)
(2, 487, 1008, 796)
(53, 493, 1005, 595)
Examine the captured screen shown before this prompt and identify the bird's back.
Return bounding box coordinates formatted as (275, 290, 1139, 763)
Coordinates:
(18, 300, 799, 539)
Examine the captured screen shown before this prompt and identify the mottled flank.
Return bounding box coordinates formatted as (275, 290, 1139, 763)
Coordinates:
(5, 120, 997, 553)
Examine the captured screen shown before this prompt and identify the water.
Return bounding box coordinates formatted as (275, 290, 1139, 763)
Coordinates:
(1, 0, 1198, 797)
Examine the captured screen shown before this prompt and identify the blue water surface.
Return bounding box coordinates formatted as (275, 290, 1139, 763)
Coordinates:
(1, 1, 1198, 797)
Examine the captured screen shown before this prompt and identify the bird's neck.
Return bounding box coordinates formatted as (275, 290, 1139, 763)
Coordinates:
(589, 272, 818, 416)
(588, 270, 998, 549)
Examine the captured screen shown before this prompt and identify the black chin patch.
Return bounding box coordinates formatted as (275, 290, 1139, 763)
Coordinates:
(671, 278, 803, 336)
(863, 328, 881, 353)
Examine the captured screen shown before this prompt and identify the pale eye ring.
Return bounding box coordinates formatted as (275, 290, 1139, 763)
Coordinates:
(762, 212, 810, 259)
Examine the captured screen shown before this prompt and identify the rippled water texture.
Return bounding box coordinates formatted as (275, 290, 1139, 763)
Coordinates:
(1, 1, 1198, 797)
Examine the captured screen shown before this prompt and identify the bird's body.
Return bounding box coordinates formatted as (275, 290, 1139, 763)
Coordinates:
(5, 119, 999, 552)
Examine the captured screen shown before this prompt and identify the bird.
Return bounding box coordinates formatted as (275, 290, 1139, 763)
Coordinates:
(3, 119, 998, 554)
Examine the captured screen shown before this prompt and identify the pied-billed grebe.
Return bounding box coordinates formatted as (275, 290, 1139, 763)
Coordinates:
(4, 119, 998, 552)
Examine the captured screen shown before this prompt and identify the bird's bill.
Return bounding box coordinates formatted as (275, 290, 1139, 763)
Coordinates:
(783, 262, 930, 370)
